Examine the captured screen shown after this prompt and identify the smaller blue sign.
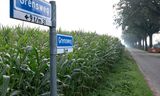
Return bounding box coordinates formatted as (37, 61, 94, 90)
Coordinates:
(57, 34, 73, 48)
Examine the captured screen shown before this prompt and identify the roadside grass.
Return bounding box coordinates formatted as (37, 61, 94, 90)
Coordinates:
(89, 51, 153, 96)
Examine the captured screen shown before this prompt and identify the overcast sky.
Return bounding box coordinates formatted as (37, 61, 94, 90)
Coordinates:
(0, 0, 121, 38)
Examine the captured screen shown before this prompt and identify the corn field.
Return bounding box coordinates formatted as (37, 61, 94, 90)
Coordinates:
(0, 26, 124, 96)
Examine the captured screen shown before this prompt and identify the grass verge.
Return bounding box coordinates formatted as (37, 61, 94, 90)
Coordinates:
(89, 51, 153, 96)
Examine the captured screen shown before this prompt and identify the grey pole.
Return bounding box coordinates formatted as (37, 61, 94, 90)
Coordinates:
(49, 1, 57, 96)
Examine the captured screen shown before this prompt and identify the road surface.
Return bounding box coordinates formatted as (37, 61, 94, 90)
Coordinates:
(128, 48, 160, 96)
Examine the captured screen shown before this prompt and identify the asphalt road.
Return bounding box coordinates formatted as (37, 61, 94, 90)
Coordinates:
(128, 48, 160, 96)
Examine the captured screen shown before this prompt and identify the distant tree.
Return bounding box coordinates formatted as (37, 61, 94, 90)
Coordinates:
(114, 0, 160, 48)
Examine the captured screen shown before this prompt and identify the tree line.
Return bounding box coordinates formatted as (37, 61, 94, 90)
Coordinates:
(115, 0, 160, 50)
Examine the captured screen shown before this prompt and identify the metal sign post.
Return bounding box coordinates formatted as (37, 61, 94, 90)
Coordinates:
(50, 1, 57, 96)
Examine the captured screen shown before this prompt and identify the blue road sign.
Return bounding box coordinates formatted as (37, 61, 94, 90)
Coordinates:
(10, 0, 52, 26)
(57, 34, 73, 48)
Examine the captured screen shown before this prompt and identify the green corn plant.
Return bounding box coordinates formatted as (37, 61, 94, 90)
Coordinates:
(1, 75, 10, 96)
(0, 26, 124, 96)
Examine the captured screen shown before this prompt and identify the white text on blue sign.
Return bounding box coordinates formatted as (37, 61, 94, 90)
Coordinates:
(15, 0, 51, 18)
(57, 34, 73, 48)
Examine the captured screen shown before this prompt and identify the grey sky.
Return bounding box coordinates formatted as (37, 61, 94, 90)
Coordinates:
(0, 0, 121, 38)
